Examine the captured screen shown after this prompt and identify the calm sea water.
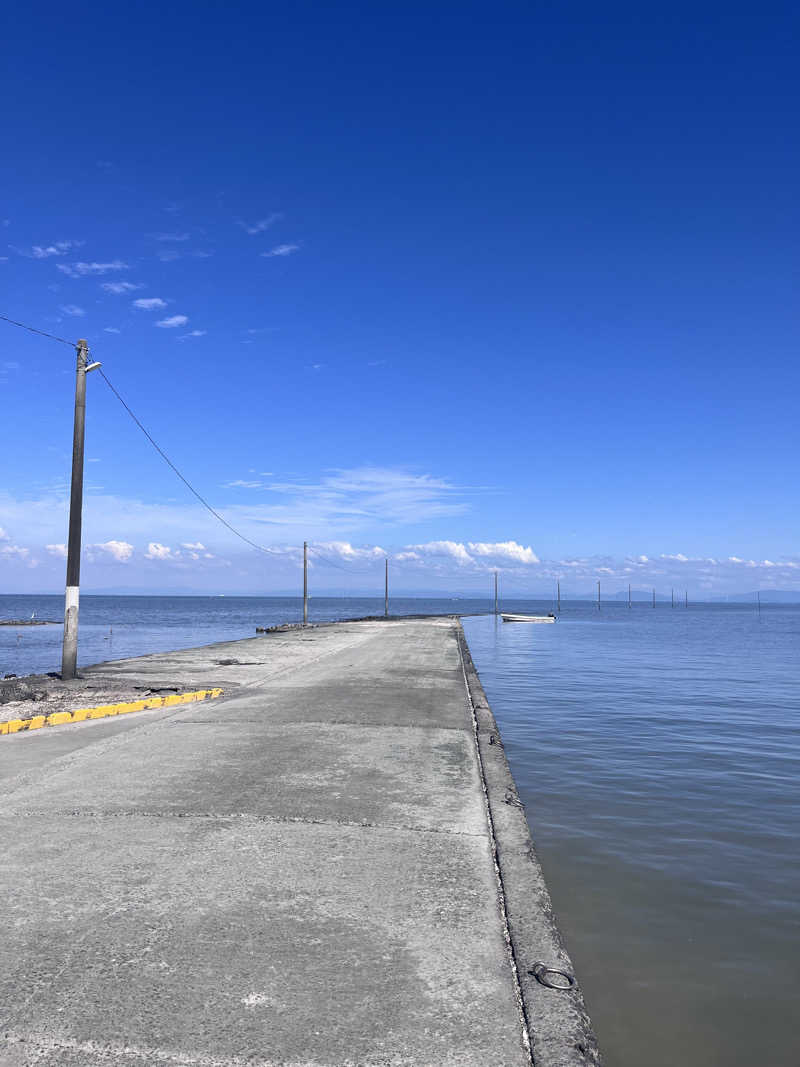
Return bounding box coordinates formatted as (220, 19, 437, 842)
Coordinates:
(0, 594, 478, 677)
(462, 603, 800, 1067)
(2, 595, 798, 1065)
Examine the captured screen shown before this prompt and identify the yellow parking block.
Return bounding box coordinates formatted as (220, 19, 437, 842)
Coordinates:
(1, 688, 223, 737)
(46, 711, 74, 726)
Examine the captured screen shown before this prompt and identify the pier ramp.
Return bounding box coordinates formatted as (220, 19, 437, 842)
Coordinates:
(0, 617, 599, 1066)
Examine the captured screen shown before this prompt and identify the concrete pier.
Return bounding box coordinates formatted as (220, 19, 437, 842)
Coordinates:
(0, 617, 600, 1066)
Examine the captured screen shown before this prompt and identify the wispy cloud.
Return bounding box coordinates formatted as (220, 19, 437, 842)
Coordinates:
(58, 260, 128, 277)
(148, 232, 190, 242)
(261, 243, 300, 258)
(180, 329, 207, 339)
(60, 304, 85, 317)
(104, 326, 121, 334)
(181, 541, 214, 560)
(133, 297, 167, 310)
(238, 213, 281, 235)
(102, 281, 142, 294)
(13, 240, 83, 259)
(221, 466, 469, 531)
(156, 314, 188, 328)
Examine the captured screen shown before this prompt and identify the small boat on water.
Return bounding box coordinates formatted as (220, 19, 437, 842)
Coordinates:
(501, 613, 556, 623)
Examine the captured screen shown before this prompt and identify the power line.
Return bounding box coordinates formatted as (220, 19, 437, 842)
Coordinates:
(0, 312, 285, 558)
(1, 313, 490, 584)
(97, 369, 285, 558)
(0, 313, 75, 347)
(307, 545, 381, 575)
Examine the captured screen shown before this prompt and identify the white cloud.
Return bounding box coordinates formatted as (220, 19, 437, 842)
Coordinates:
(57, 260, 128, 277)
(238, 214, 281, 235)
(467, 540, 539, 564)
(249, 466, 469, 529)
(102, 281, 142, 294)
(46, 543, 67, 558)
(60, 304, 85, 316)
(180, 541, 212, 560)
(133, 297, 167, 310)
(26, 240, 82, 258)
(145, 542, 177, 560)
(149, 232, 190, 242)
(180, 330, 207, 339)
(0, 526, 9, 541)
(261, 243, 299, 258)
(156, 315, 188, 328)
(314, 541, 386, 561)
(661, 553, 689, 562)
(0, 544, 30, 560)
(88, 540, 134, 562)
(406, 540, 473, 565)
(104, 327, 121, 333)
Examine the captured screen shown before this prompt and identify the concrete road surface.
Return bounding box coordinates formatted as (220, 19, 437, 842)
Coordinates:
(0, 617, 599, 1067)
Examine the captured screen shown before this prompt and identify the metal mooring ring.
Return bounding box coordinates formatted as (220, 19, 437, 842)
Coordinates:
(529, 963, 575, 990)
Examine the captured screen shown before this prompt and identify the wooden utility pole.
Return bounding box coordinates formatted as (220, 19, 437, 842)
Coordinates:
(557, 580, 561, 613)
(384, 557, 388, 618)
(61, 340, 98, 680)
(494, 571, 498, 616)
(303, 541, 308, 625)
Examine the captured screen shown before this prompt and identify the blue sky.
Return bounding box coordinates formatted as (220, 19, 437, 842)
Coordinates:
(1, 2, 798, 596)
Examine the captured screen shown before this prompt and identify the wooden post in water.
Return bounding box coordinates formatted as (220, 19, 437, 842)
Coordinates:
(671, 588, 675, 609)
(384, 557, 388, 618)
(303, 541, 308, 625)
(685, 590, 688, 609)
(652, 588, 656, 608)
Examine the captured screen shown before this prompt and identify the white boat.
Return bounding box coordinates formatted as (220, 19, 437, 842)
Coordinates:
(501, 613, 556, 623)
